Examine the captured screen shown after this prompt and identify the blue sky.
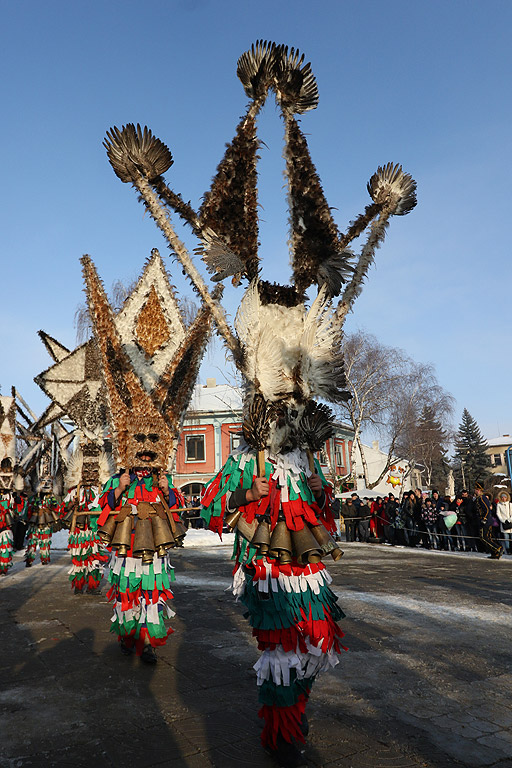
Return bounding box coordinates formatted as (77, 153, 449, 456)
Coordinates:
(1, 0, 510, 442)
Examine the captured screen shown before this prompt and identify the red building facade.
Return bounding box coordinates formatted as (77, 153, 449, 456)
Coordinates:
(174, 379, 354, 497)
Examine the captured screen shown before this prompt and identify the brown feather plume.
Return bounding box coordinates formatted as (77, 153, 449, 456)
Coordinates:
(242, 394, 273, 450)
(104, 124, 173, 184)
(272, 44, 319, 114)
(237, 40, 277, 100)
(298, 401, 334, 452)
(285, 117, 351, 297)
(199, 113, 260, 280)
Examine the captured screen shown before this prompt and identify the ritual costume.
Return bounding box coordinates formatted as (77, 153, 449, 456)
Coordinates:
(34, 330, 114, 593)
(81, 250, 215, 662)
(24, 493, 59, 566)
(97, 470, 185, 659)
(0, 493, 14, 575)
(103, 40, 416, 764)
(62, 484, 107, 594)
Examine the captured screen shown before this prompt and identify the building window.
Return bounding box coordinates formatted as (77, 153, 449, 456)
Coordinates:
(185, 434, 205, 462)
(230, 432, 242, 452)
(492, 454, 502, 466)
(335, 445, 344, 468)
(180, 482, 203, 497)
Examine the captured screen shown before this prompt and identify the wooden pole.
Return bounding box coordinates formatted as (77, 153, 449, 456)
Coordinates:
(257, 450, 266, 478)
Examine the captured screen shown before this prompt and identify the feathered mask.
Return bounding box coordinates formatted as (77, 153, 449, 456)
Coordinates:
(102, 41, 417, 455)
(81, 249, 217, 471)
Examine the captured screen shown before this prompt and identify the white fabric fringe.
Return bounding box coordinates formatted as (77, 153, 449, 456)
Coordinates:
(254, 644, 339, 686)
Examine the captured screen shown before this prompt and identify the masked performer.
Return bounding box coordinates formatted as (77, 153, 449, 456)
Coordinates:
(62, 488, 106, 593)
(82, 250, 216, 663)
(103, 40, 416, 764)
(0, 492, 14, 575)
(23, 492, 60, 566)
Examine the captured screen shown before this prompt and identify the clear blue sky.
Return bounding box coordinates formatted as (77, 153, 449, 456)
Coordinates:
(1, 0, 510, 442)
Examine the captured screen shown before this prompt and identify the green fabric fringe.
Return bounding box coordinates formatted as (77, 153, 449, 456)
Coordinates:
(258, 673, 315, 707)
(241, 568, 344, 630)
(108, 561, 175, 593)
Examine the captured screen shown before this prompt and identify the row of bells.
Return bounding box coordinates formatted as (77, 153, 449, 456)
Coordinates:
(98, 502, 187, 564)
(226, 510, 343, 564)
(36, 508, 60, 528)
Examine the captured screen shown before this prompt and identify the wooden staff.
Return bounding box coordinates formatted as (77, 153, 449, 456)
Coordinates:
(307, 450, 316, 473)
(257, 449, 266, 478)
(69, 483, 81, 534)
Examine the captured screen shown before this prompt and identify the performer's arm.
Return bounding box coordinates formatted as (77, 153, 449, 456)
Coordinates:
(108, 471, 131, 508)
(308, 473, 326, 508)
(228, 477, 269, 509)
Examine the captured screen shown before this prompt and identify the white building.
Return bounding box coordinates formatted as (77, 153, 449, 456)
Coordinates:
(353, 439, 422, 497)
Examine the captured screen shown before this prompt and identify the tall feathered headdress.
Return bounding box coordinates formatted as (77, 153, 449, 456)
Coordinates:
(103, 41, 416, 454)
(81, 248, 218, 470)
(34, 329, 113, 487)
(0, 390, 16, 490)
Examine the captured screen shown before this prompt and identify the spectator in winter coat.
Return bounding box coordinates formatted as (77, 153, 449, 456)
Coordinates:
(383, 493, 398, 545)
(450, 495, 467, 551)
(460, 489, 479, 552)
(475, 484, 503, 559)
(496, 491, 512, 554)
(401, 492, 417, 547)
(437, 501, 456, 551)
(341, 498, 358, 542)
(421, 498, 438, 549)
(358, 499, 371, 542)
(369, 497, 385, 540)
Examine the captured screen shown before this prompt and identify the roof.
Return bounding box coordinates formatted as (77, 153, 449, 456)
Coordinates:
(187, 383, 243, 414)
(486, 436, 512, 448)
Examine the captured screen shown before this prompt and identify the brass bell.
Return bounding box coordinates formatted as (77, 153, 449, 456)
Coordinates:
(111, 514, 133, 556)
(132, 517, 156, 563)
(225, 508, 243, 530)
(291, 525, 322, 565)
(5, 512, 13, 528)
(62, 507, 75, 528)
(173, 519, 188, 543)
(269, 520, 293, 564)
(151, 512, 175, 556)
(310, 524, 344, 561)
(98, 514, 117, 546)
(252, 519, 271, 555)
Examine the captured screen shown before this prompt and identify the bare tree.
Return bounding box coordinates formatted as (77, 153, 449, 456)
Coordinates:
(389, 362, 454, 490)
(337, 330, 454, 489)
(74, 279, 137, 343)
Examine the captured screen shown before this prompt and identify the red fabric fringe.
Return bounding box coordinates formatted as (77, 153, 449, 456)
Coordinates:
(259, 694, 309, 748)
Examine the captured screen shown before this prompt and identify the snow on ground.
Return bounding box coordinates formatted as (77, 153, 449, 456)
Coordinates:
(50, 527, 234, 550)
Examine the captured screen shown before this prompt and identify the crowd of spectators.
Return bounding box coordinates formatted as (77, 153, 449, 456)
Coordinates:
(337, 488, 512, 557)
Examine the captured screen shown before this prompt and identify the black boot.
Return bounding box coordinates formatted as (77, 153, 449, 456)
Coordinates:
(266, 732, 307, 768)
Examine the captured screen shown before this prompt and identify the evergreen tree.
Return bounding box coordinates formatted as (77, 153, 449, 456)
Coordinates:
(416, 405, 449, 490)
(454, 409, 491, 490)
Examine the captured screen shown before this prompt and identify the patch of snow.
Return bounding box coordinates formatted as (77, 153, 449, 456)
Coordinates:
(333, 589, 512, 625)
(182, 529, 235, 548)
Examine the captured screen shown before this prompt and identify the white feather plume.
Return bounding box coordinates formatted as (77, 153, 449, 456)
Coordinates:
(99, 450, 116, 485)
(299, 286, 346, 402)
(65, 447, 83, 489)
